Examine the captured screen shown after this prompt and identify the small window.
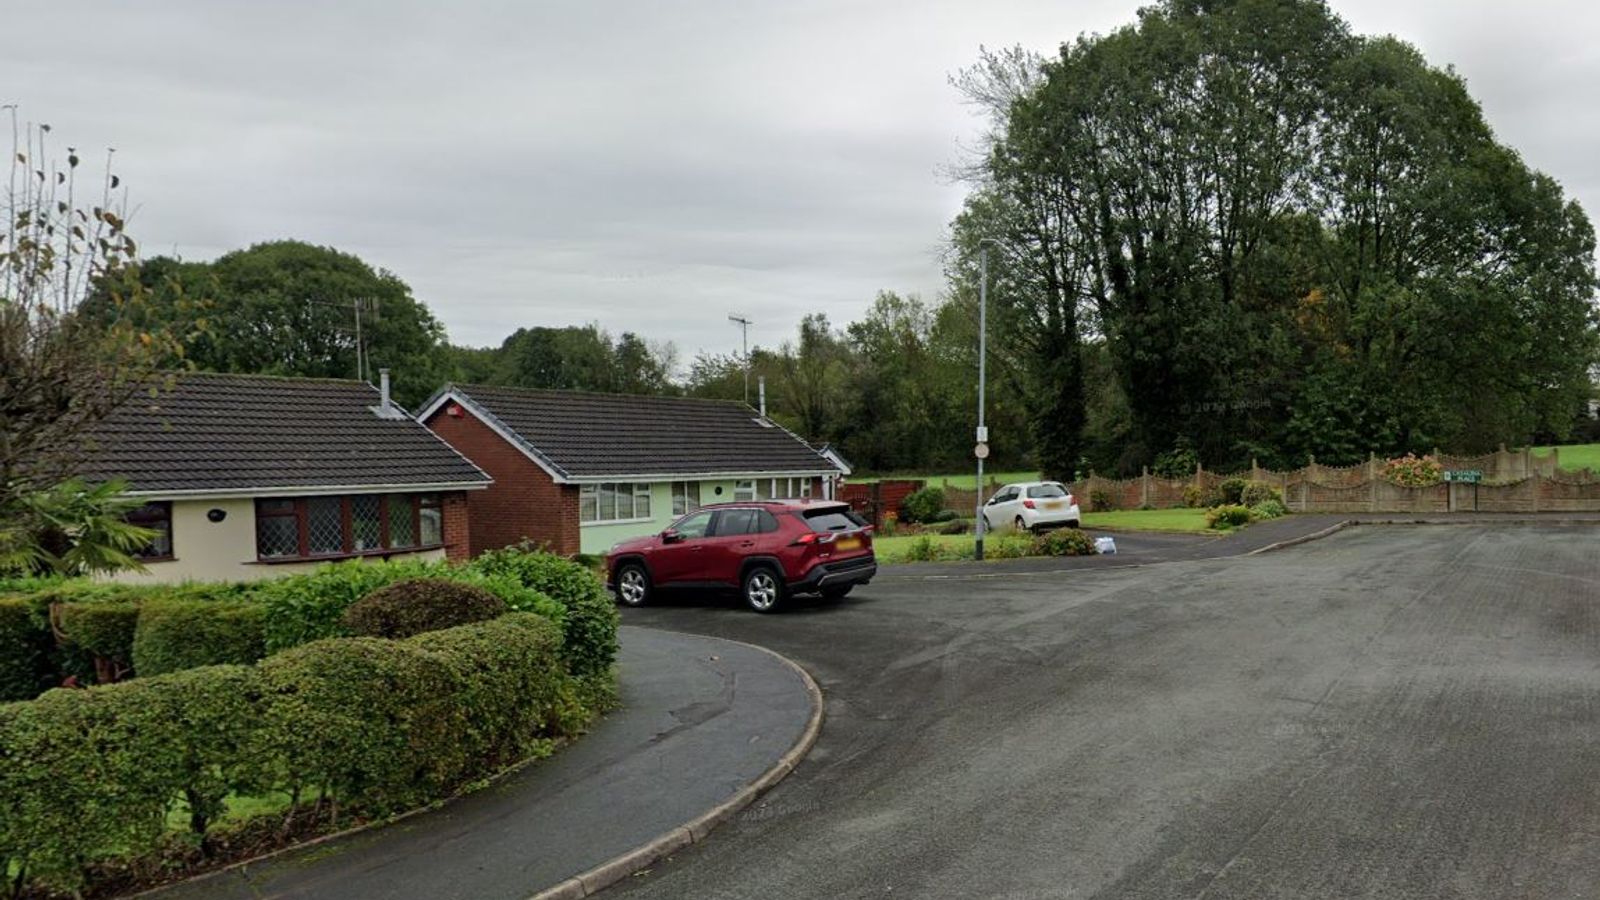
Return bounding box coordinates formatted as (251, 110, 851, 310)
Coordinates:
(307, 496, 344, 556)
(757, 479, 775, 500)
(715, 508, 758, 536)
(799, 479, 812, 498)
(388, 495, 417, 548)
(418, 494, 443, 546)
(672, 481, 700, 516)
(634, 484, 652, 519)
(127, 502, 173, 560)
(733, 480, 756, 502)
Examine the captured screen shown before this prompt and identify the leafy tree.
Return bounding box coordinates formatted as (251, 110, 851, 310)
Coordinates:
(1, 115, 175, 574)
(954, 0, 1598, 470)
(84, 241, 453, 409)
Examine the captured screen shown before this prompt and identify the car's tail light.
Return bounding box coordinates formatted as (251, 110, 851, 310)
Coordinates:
(1023, 499, 1036, 509)
(1067, 494, 1075, 506)
(791, 532, 836, 546)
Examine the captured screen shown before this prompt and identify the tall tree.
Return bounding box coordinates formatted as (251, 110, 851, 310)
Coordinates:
(954, 0, 1598, 469)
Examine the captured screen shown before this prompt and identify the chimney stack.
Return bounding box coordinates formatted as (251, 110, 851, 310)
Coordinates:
(379, 368, 392, 412)
(758, 376, 766, 418)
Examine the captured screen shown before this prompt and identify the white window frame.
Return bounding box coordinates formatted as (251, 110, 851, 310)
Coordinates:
(579, 482, 655, 525)
(672, 481, 700, 517)
(733, 479, 757, 502)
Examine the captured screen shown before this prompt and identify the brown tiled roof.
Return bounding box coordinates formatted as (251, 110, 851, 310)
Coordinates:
(432, 384, 837, 479)
(81, 372, 490, 494)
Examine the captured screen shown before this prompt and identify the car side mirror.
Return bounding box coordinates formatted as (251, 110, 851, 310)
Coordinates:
(661, 529, 683, 544)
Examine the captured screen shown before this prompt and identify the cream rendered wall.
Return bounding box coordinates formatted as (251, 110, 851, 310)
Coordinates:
(101, 497, 445, 585)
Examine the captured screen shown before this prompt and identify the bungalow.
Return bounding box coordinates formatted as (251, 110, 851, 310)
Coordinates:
(420, 384, 844, 555)
(81, 371, 491, 583)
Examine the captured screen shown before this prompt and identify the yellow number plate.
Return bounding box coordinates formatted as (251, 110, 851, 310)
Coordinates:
(1044, 501, 1063, 510)
(835, 538, 861, 552)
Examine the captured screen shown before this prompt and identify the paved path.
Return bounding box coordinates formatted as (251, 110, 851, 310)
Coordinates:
(614, 522, 1600, 899)
(148, 626, 816, 900)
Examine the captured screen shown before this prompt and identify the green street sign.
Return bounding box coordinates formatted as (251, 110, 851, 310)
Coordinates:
(1443, 470, 1483, 483)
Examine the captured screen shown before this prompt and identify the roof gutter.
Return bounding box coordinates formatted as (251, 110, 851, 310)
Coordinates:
(123, 480, 492, 500)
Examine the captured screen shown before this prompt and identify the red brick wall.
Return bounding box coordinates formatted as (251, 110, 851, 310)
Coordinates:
(442, 491, 471, 562)
(425, 403, 581, 556)
(838, 479, 925, 526)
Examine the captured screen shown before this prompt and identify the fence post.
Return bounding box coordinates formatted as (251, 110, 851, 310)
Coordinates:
(1530, 472, 1541, 513)
(1369, 452, 1379, 511)
(1550, 447, 1560, 475)
(1141, 467, 1151, 508)
(1307, 454, 1318, 482)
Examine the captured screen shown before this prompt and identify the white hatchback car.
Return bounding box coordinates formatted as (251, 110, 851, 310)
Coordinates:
(981, 481, 1081, 533)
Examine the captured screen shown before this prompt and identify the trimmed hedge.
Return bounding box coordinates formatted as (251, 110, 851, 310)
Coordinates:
(0, 612, 572, 896)
(133, 599, 268, 676)
(0, 597, 51, 700)
(1206, 504, 1254, 529)
(341, 577, 506, 639)
(469, 547, 619, 680)
(56, 601, 141, 680)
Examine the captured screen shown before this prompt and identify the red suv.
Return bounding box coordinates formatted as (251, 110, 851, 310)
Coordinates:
(605, 500, 877, 613)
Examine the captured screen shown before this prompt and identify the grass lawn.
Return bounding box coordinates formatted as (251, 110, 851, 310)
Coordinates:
(1533, 443, 1600, 472)
(873, 508, 1219, 562)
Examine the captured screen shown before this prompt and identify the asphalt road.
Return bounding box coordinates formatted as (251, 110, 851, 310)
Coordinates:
(613, 524, 1600, 899)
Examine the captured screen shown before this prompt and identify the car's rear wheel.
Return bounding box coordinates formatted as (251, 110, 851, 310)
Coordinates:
(743, 566, 785, 613)
(1014, 515, 1029, 534)
(820, 584, 853, 601)
(616, 562, 652, 607)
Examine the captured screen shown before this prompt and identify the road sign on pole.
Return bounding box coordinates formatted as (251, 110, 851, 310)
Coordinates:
(974, 442, 990, 460)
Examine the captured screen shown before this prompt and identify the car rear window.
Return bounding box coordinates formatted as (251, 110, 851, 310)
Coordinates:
(801, 507, 867, 533)
(1027, 484, 1068, 499)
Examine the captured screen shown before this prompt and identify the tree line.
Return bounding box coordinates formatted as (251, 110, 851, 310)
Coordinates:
(948, 0, 1598, 478)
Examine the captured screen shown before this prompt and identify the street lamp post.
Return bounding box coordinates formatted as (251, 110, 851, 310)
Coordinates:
(974, 240, 993, 561)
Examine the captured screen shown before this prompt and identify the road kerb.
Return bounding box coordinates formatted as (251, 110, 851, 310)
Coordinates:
(1246, 519, 1355, 555)
(527, 637, 825, 900)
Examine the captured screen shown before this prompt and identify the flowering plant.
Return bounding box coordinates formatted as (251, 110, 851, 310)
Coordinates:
(1382, 453, 1443, 487)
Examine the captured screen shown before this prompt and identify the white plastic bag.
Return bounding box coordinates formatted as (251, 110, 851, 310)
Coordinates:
(1095, 536, 1117, 555)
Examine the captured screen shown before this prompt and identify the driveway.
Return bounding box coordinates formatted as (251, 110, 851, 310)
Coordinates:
(613, 524, 1600, 899)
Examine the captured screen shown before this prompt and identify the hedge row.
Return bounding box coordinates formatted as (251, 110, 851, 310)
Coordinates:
(0, 613, 572, 895)
(0, 549, 618, 698)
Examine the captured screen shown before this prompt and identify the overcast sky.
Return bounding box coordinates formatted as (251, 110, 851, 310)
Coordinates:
(6, 1, 1596, 361)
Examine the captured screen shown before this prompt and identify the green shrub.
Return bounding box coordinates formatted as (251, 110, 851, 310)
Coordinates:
(1090, 489, 1115, 511)
(408, 613, 565, 766)
(0, 597, 51, 700)
(899, 534, 945, 562)
(985, 535, 1032, 559)
(938, 518, 972, 535)
(1181, 484, 1208, 508)
(899, 487, 946, 525)
(132, 600, 267, 676)
(1215, 477, 1249, 506)
(55, 601, 141, 681)
(468, 547, 619, 680)
(931, 508, 959, 523)
(255, 637, 464, 815)
(0, 612, 592, 895)
(341, 578, 506, 639)
(1240, 481, 1283, 507)
(1031, 528, 1097, 557)
(1206, 504, 1254, 529)
(1250, 498, 1289, 519)
(1153, 442, 1200, 479)
(253, 561, 431, 652)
